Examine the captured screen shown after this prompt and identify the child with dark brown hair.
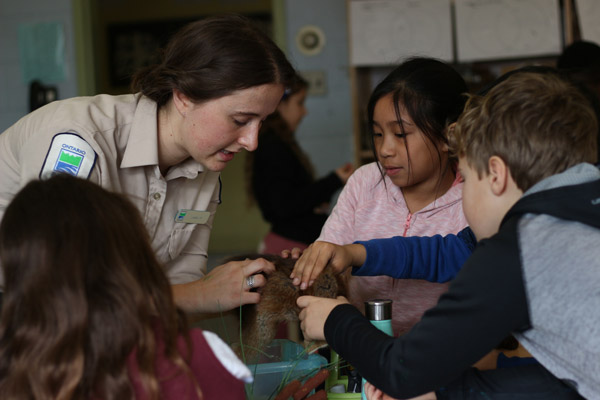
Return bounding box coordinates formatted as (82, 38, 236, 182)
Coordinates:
(0, 175, 251, 399)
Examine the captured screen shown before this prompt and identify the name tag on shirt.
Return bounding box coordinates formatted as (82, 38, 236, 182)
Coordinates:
(175, 209, 210, 224)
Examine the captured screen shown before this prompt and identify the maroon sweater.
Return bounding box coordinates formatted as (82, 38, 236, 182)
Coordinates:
(127, 328, 246, 399)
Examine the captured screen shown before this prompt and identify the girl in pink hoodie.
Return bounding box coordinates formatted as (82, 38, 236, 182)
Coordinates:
(316, 57, 469, 336)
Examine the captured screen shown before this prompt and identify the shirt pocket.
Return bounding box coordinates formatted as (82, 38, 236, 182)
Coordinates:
(168, 224, 198, 260)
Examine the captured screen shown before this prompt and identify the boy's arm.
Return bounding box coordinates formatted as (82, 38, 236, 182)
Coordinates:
(324, 229, 531, 398)
(353, 227, 476, 283)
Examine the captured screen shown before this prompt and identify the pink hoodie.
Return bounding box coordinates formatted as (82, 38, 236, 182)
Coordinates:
(318, 162, 468, 336)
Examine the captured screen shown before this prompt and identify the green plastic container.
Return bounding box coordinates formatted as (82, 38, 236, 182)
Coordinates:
(326, 377, 362, 399)
(326, 351, 361, 399)
(245, 339, 327, 400)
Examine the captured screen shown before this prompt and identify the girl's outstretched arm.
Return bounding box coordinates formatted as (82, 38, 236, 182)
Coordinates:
(290, 242, 366, 289)
(354, 227, 476, 282)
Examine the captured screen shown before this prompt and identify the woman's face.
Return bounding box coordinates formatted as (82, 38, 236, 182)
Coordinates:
(372, 93, 448, 189)
(277, 88, 308, 132)
(179, 83, 285, 171)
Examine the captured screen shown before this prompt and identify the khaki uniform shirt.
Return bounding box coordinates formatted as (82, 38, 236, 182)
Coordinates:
(0, 94, 221, 287)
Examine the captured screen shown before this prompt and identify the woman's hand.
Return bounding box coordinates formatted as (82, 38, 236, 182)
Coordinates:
(173, 257, 275, 313)
(290, 241, 366, 290)
(297, 295, 349, 341)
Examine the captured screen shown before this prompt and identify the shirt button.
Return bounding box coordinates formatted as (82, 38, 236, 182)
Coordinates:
(153, 193, 161, 200)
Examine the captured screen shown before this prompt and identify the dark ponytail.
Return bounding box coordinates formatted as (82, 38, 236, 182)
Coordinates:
(132, 14, 295, 107)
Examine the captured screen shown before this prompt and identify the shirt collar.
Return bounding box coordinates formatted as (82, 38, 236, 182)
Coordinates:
(165, 158, 206, 180)
(120, 95, 159, 168)
(120, 95, 205, 177)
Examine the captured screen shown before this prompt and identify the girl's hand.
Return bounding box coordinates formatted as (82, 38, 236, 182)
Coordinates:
(297, 295, 349, 341)
(290, 241, 366, 290)
(280, 247, 304, 260)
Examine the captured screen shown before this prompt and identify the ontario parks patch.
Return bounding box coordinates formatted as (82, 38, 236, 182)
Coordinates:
(40, 133, 97, 179)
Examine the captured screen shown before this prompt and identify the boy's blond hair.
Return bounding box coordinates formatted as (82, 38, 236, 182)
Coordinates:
(451, 72, 598, 191)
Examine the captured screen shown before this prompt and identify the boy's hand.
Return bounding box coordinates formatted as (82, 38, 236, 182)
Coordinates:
(290, 241, 366, 290)
(297, 295, 349, 341)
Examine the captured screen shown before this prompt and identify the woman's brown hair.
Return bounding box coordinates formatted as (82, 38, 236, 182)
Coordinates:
(132, 14, 295, 107)
(0, 175, 198, 399)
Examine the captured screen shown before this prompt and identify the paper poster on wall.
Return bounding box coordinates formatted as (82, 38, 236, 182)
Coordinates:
(349, 0, 453, 66)
(455, 0, 561, 62)
(576, 0, 600, 44)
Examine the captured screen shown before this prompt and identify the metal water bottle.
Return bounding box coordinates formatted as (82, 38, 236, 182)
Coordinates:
(365, 299, 393, 335)
(361, 299, 393, 400)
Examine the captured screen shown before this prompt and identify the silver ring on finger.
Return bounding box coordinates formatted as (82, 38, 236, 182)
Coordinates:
(246, 275, 255, 289)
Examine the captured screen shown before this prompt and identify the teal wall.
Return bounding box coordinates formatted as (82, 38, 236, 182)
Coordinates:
(0, 0, 79, 131)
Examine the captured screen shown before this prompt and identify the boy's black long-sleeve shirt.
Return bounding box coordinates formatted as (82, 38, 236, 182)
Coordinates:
(325, 223, 531, 398)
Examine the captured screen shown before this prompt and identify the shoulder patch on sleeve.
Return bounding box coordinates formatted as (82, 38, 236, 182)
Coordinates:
(39, 133, 97, 180)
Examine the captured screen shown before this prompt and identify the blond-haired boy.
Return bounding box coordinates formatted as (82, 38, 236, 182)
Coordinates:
(296, 72, 599, 399)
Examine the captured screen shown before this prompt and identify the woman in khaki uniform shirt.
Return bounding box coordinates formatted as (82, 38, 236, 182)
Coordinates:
(0, 15, 295, 315)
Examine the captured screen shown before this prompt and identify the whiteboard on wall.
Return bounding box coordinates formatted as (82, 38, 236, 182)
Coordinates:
(455, 0, 562, 62)
(349, 0, 453, 66)
(576, 0, 600, 44)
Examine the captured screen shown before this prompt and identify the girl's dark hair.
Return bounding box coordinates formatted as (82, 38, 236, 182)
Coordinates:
(367, 57, 468, 184)
(0, 175, 197, 399)
(132, 14, 295, 107)
(245, 74, 311, 205)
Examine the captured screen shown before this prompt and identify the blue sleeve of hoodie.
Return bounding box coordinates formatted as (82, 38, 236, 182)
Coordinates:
(352, 227, 476, 283)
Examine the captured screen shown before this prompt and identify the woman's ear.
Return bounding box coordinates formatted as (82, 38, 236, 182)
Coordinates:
(172, 89, 191, 117)
(487, 156, 509, 196)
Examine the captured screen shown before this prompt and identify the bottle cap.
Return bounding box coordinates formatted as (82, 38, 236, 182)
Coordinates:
(364, 299, 392, 321)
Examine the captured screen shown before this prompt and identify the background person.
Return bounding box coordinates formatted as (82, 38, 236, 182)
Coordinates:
(557, 40, 600, 162)
(246, 73, 354, 254)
